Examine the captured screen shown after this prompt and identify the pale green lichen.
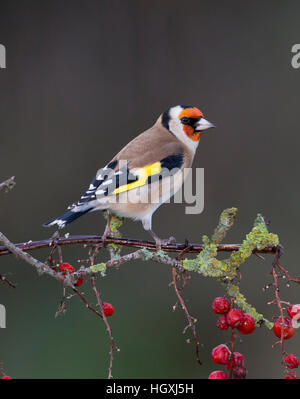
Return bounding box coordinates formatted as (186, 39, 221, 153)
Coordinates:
(155, 249, 168, 259)
(224, 282, 273, 329)
(183, 238, 237, 278)
(211, 207, 238, 244)
(109, 214, 124, 234)
(103, 212, 124, 252)
(141, 247, 154, 261)
(140, 248, 169, 261)
(182, 208, 279, 329)
(90, 262, 106, 274)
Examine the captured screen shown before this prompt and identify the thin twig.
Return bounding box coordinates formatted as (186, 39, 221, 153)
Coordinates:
(171, 266, 201, 364)
(276, 262, 300, 285)
(91, 276, 114, 379)
(72, 287, 103, 319)
(271, 246, 288, 373)
(228, 328, 236, 379)
(0, 274, 16, 288)
(0, 176, 16, 192)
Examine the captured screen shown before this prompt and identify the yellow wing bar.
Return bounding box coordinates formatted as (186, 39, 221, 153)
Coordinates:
(113, 161, 162, 195)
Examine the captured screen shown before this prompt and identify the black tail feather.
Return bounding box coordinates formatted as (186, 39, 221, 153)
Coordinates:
(43, 208, 91, 229)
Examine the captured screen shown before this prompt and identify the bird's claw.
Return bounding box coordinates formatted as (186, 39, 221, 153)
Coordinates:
(154, 236, 176, 251)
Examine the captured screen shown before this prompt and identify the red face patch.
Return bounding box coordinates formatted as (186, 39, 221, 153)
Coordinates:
(179, 107, 204, 142)
(182, 125, 201, 141)
(178, 107, 203, 120)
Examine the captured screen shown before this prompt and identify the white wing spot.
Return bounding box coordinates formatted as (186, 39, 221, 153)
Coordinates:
(101, 179, 113, 186)
(54, 219, 67, 228)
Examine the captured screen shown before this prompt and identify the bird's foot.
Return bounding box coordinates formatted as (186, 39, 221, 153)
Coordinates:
(157, 236, 176, 250)
(149, 230, 176, 250)
(102, 210, 114, 244)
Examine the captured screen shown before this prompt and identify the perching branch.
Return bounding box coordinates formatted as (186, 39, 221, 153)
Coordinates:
(0, 234, 279, 257)
(0, 232, 74, 288)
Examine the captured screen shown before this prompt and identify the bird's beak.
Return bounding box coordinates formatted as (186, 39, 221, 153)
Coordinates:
(195, 118, 216, 132)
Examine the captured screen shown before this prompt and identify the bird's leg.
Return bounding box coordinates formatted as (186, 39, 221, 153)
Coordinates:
(102, 210, 113, 242)
(149, 229, 176, 250)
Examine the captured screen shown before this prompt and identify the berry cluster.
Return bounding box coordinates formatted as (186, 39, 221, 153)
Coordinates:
(209, 297, 255, 379)
(59, 263, 115, 317)
(275, 304, 300, 379)
(59, 263, 83, 287)
(209, 298, 300, 379)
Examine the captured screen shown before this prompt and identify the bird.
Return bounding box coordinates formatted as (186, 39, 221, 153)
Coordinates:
(44, 105, 215, 248)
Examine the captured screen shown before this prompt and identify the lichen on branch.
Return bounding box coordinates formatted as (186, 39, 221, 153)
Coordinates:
(183, 208, 279, 328)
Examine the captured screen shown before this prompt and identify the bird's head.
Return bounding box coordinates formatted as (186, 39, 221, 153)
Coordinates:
(161, 105, 215, 150)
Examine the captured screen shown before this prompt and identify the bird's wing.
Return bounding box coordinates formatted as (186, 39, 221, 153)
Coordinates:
(69, 132, 186, 210)
(67, 159, 120, 209)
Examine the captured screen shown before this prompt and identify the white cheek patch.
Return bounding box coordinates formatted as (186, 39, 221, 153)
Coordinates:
(169, 118, 199, 153)
(167, 105, 200, 153)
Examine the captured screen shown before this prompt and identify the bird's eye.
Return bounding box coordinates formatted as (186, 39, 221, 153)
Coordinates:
(181, 117, 189, 124)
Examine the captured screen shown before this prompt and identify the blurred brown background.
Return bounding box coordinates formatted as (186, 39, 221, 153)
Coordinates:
(0, 0, 300, 379)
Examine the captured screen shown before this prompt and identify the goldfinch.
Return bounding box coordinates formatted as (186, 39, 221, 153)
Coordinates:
(44, 105, 215, 247)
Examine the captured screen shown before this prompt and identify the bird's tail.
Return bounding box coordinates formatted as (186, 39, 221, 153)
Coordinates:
(43, 207, 92, 229)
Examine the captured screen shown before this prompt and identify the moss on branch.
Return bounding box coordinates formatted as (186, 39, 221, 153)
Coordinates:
(183, 208, 279, 328)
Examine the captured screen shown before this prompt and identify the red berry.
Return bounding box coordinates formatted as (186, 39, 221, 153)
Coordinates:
(212, 297, 230, 314)
(285, 371, 297, 379)
(103, 302, 114, 317)
(217, 315, 229, 331)
(2, 376, 12, 379)
(237, 314, 256, 335)
(226, 352, 245, 371)
(211, 344, 231, 365)
(232, 366, 247, 379)
(226, 309, 245, 328)
(208, 371, 228, 379)
(59, 263, 75, 274)
(74, 276, 84, 287)
(287, 305, 300, 320)
(59, 263, 83, 286)
(273, 317, 295, 340)
(285, 354, 299, 369)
